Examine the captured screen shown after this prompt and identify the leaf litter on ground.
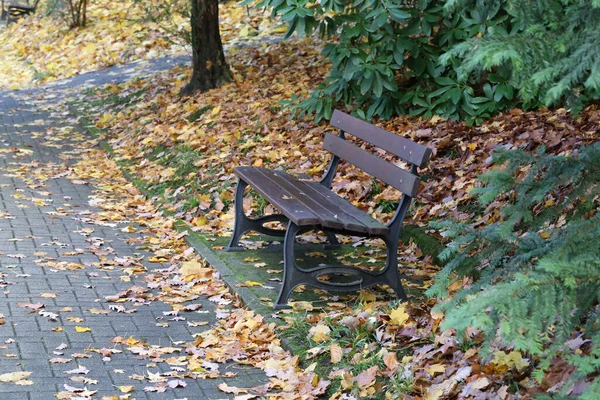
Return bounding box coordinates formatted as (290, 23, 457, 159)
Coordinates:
(1, 3, 598, 398)
(71, 35, 600, 398)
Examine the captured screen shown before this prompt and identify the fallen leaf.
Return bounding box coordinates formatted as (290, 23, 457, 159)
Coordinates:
(309, 323, 331, 342)
(388, 304, 409, 326)
(218, 383, 248, 394)
(0, 371, 32, 382)
(330, 343, 343, 364)
(118, 385, 134, 393)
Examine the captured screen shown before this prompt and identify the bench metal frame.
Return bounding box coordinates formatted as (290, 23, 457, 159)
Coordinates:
(227, 110, 431, 308)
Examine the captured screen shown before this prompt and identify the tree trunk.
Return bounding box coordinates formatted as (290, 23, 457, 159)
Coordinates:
(181, 0, 230, 96)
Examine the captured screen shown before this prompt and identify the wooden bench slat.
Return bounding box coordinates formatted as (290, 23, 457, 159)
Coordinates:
(267, 170, 375, 234)
(235, 167, 390, 235)
(303, 181, 390, 235)
(323, 133, 421, 197)
(253, 168, 348, 231)
(234, 167, 320, 226)
(330, 110, 432, 168)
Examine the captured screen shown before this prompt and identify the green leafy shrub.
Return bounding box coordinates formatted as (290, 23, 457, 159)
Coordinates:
(256, 0, 600, 122)
(429, 143, 600, 397)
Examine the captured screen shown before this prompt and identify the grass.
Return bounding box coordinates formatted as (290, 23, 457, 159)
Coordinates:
(187, 105, 212, 122)
(87, 87, 147, 109)
(279, 305, 416, 399)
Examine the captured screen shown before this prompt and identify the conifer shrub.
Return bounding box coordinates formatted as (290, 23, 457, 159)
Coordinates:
(429, 143, 600, 397)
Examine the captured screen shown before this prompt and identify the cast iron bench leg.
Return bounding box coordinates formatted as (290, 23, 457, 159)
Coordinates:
(275, 221, 302, 309)
(274, 221, 407, 308)
(227, 178, 289, 251)
(382, 235, 408, 301)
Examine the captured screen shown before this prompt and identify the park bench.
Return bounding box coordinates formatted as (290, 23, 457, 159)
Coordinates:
(227, 110, 432, 308)
(1, 0, 39, 24)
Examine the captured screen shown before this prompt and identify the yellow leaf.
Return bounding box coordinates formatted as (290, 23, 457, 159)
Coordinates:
(492, 350, 529, 372)
(359, 291, 377, 303)
(118, 385, 134, 393)
(270, 25, 289, 34)
(311, 374, 320, 386)
(467, 143, 477, 151)
(539, 231, 550, 239)
(192, 216, 207, 226)
(389, 304, 409, 325)
(210, 106, 221, 116)
(244, 280, 263, 287)
(120, 225, 136, 233)
(75, 326, 91, 333)
(180, 260, 213, 280)
(426, 364, 446, 376)
(309, 323, 331, 342)
(125, 336, 141, 346)
(290, 301, 314, 311)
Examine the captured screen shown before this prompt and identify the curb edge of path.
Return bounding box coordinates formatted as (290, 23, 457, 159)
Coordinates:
(173, 221, 277, 321)
(74, 109, 298, 354)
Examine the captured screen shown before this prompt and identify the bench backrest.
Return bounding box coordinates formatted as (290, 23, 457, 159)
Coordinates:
(324, 110, 432, 198)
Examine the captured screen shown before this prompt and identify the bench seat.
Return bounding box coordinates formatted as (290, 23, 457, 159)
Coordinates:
(234, 166, 389, 236)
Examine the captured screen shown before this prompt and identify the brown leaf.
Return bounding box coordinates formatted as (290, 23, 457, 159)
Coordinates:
(355, 366, 378, 388)
(330, 343, 343, 364)
(383, 352, 399, 372)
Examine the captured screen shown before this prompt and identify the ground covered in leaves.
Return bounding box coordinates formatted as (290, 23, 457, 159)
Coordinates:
(1, 2, 598, 399)
(74, 32, 600, 399)
(0, 0, 283, 89)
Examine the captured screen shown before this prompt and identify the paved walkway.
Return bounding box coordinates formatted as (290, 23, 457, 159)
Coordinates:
(0, 61, 266, 399)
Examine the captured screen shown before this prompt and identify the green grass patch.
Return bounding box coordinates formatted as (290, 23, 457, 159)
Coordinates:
(280, 304, 416, 399)
(187, 105, 212, 122)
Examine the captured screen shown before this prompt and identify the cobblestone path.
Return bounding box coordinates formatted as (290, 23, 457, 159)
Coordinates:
(0, 63, 266, 399)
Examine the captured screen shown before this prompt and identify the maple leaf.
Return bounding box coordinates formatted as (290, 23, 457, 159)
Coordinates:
(388, 304, 409, 325)
(491, 351, 529, 372)
(179, 260, 213, 280)
(355, 366, 378, 388)
(309, 323, 331, 342)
